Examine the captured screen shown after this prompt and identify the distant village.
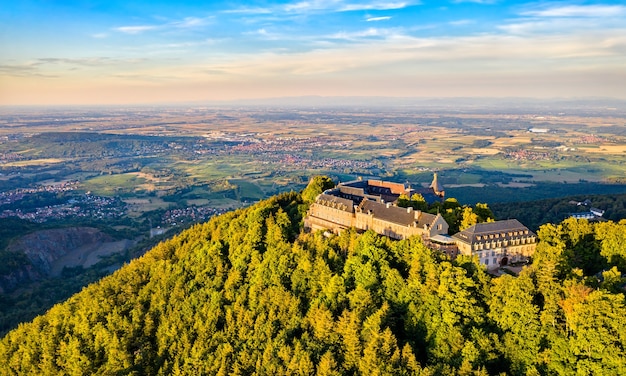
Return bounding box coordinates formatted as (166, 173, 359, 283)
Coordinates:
(304, 175, 537, 271)
(0, 182, 226, 228)
(0, 187, 126, 223)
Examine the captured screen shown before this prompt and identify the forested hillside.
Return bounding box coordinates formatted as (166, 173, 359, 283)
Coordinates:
(1, 186, 626, 375)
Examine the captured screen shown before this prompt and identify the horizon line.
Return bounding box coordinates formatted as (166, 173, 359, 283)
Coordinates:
(2, 95, 626, 109)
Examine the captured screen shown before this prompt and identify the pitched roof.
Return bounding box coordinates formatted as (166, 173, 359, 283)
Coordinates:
(367, 179, 407, 195)
(339, 180, 368, 189)
(452, 219, 534, 244)
(316, 194, 354, 213)
(430, 234, 456, 244)
(417, 212, 439, 228)
(338, 185, 366, 197)
(360, 200, 415, 226)
(359, 200, 438, 227)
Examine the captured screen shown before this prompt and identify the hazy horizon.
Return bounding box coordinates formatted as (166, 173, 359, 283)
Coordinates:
(2, 95, 625, 111)
(2, 1, 625, 106)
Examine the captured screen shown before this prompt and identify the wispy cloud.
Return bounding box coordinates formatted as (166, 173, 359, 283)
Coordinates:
(0, 58, 144, 78)
(111, 72, 185, 82)
(0, 63, 55, 77)
(36, 57, 147, 67)
(284, 0, 334, 13)
(68, 26, 620, 98)
(341, 2, 411, 12)
(452, 0, 497, 4)
(367, 16, 392, 22)
(522, 5, 626, 18)
(499, 4, 626, 36)
(222, 7, 273, 15)
(115, 25, 157, 34)
(243, 28, 285, 41)
(113, 16, 213, 35)
(449, 19, 474, 26)
(117, 39, 220, 56)
(284, 0, 413, 13)
(328, 27, 396, 40)
(187, 25, 626, 80)
(172, 17, 211, 28)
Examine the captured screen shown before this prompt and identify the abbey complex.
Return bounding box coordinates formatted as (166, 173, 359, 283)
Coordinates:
(304, 174, 536, 270)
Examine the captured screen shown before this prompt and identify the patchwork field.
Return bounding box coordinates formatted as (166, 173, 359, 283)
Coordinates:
(2, 158, 66, 167)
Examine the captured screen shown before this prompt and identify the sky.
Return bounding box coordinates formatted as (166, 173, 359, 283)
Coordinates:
(1, 0, 625, 105)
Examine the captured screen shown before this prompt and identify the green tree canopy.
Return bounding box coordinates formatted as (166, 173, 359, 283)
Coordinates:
(301, 176, 335, 204)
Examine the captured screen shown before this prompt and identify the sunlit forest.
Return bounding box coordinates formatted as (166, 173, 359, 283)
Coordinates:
(1, 179, 626, 375)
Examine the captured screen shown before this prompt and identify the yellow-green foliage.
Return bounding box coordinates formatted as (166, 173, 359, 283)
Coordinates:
(301, 176, 335, 204)
(1, 193, 626, 375)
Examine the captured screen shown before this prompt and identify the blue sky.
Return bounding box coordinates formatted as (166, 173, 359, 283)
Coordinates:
(1, 1, 625, 105)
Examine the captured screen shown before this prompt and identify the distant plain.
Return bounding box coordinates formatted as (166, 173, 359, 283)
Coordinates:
(2, 104, 626, 208)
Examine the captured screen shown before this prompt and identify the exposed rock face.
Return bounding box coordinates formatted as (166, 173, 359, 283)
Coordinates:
(0, 227, 115, 293)
(7, 227, 114, 275)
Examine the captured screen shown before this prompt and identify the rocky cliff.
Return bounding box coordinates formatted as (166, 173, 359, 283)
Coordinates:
(0, 227, 114, 293)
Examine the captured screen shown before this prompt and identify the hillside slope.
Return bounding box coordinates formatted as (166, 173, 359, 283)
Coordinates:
(1, 191, 626, 375)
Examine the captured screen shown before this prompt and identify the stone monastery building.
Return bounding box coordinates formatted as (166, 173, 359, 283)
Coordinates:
(304, 177, 449, 241)
(453, 219, 536, 268)
(304, 175, 536, 270)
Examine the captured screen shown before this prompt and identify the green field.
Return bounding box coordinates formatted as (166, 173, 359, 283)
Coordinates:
(82, 173, 148, 196)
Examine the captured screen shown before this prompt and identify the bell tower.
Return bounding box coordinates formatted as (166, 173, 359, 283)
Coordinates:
(429, 173, 445, 198)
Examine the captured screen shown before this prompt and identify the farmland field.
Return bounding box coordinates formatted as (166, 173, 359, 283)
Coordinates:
(1, 103, 625, 211)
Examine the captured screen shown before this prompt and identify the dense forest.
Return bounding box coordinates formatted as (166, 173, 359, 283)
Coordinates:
(1, 180, 626, 375)
(491, 193, 626, 231)
(446, 183, 626, 207)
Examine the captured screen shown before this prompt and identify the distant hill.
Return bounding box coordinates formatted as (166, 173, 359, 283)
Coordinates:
(2, 187, 626, 375)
